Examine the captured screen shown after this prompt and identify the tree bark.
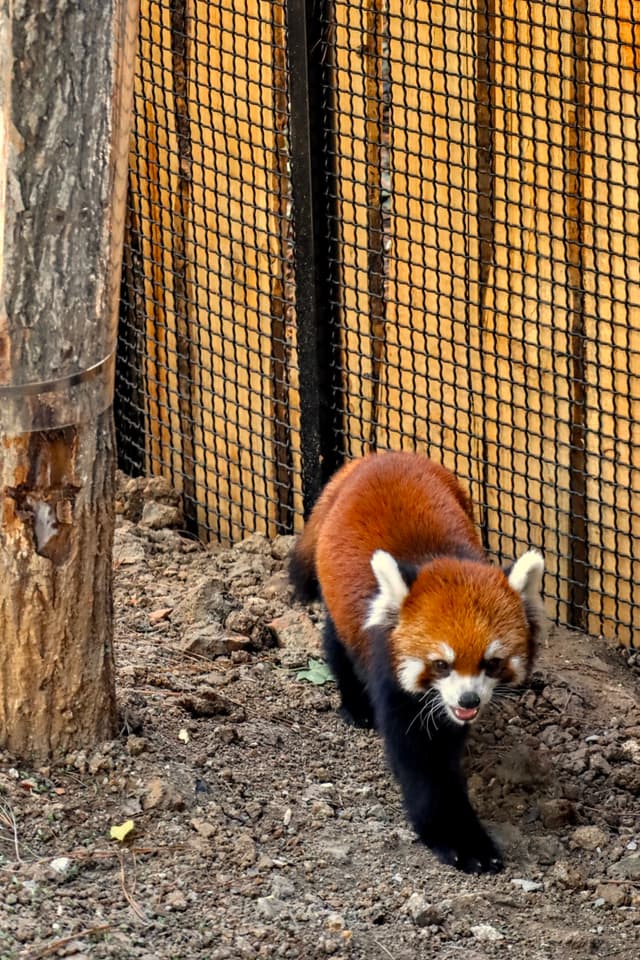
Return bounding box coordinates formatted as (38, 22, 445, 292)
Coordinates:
(0, 1, 138, 758)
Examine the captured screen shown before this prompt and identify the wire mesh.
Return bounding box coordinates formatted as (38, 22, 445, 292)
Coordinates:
(117, 0, 300, 542)
(117, 0, 640, 648)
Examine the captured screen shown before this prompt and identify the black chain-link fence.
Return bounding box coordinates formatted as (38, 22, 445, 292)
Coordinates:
(117, 0, 640, 649)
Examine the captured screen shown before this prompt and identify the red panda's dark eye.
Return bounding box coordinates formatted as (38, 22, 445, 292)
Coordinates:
(432, 660, 451, 677)
(483, 657, 502, 677)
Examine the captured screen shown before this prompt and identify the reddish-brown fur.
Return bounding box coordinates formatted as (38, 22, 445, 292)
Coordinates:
(395, 558, 530, 683)
(293, 451, 493, 661)
(290, 451, 543, 873)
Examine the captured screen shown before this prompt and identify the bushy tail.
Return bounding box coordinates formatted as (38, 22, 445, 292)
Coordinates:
(288, 536, 321, 602)
(288, 457, 362, 604)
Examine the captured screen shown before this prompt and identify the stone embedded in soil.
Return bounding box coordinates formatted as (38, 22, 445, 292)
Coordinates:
(612, 764, 640, 794)
(232, 832, 257, 867)
(113, 536, 146, 566)
(570, 825, 609, 851)
(142, 777, 188, 811)
(471, 923, 505, 942)
(511, 878, 544, 893)
(607, 852, 640, 880)
(494, 744, 549, 786)
(548, 859, 588, 890)
(179, 624, 230, 659)
(321, 842, 352, 863)
(255, 895, 287, 920)
(176, 688, 233, 718)
(173, 582, 238, 627)
(190, 818, 218, 839)
(402, 892, 445, 927)
(267, 609, 321, 665)
(537, 797, 576, 828)
(271, 535, 295, 561)
(596, 883, 629, 907)
(126, 735, 148, 756)
(165, 889, 188, 911)
(140, 500, 183, 529)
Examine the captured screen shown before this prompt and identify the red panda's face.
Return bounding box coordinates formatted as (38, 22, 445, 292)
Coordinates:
(367, 550, 545, 726)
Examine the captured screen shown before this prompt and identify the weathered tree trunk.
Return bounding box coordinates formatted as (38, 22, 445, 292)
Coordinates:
(0, 1, 139, 758)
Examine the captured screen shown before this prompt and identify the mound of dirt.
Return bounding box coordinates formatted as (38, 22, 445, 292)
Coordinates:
(1, 503, 639, 959)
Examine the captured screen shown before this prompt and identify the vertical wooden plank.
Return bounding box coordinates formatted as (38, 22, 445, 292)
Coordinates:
(330, 0, 385, 456)
(478, 1, 576, 617)
(189, 0, 294, 540)
(126, 0, 298, 541)
(385, 0, 482, 493)
(128, 1, 182, 480)
(582, 2, 640, 646)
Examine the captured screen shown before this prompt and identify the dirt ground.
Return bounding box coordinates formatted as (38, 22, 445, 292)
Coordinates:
(1, 476, 639, 960)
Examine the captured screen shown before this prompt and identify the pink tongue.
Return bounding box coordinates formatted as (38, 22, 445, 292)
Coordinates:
(455, 707, 478, 722)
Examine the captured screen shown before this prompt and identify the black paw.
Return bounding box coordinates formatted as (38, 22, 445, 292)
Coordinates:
(430, 833, 503, 875)
(339, 704, 376, 729)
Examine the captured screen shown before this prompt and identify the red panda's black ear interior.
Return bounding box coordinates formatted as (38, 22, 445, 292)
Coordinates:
(396, 560, 419, 589)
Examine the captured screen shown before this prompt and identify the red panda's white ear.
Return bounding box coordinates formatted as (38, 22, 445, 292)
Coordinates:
(365, 550, 410, 629)
(508, 549, 544, 599)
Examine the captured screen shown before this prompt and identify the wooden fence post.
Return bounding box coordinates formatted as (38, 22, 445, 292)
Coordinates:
(0, 1, 139, 758)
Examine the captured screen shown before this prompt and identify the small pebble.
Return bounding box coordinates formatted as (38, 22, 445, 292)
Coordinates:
(471, 923, 504, 942)
(256, 896, 287, 920)
(511, 878, 543, 893)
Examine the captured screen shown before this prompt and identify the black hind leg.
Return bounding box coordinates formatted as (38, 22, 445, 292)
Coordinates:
(323, 617, 375, 728)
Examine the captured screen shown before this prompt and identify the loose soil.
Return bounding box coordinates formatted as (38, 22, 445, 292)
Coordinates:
(1, 476, 639, 960)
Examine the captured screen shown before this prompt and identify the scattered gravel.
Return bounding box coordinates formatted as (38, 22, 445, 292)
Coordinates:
(0, 474, 638, 958)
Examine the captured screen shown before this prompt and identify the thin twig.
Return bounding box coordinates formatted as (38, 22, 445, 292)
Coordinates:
(374, 940, 397, 960)
(20, 924, 111, 960)
(118, 849, 150, 925)
(0, 797, 22, 863)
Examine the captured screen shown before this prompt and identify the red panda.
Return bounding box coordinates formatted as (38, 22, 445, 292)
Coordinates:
(290, 451, 545, 874)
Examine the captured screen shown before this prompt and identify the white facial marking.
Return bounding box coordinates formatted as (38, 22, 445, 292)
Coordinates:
(508, 549, 544, 599)
(397, 656, 425, 693)
(509, 655, 526, 682)
(434, 670, 498, 725)
(426, 642, 455, 664)
(365, 550, 410, 629)
(485, 639, 508, 660)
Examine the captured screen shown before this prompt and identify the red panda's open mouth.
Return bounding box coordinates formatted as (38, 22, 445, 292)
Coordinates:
(453, 706, 479, 723)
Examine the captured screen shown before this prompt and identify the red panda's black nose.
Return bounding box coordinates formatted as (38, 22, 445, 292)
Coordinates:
(458, 691, 481, 709)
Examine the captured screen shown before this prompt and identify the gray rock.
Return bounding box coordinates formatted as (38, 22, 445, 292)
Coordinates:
(271, 535, 295, 560)
(402, 892, 435, 927)
(471, 923, 504, 941)
(165, 889, 188, 911)
(607, 853, 640, 880)
(256, 895, 287, 920)
(511, 878, 543, 892)
(140, 500, 183, 529)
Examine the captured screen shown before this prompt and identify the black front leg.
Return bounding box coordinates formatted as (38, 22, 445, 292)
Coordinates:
(322, 617, 375, 729)
(372, 678, 502, 874)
